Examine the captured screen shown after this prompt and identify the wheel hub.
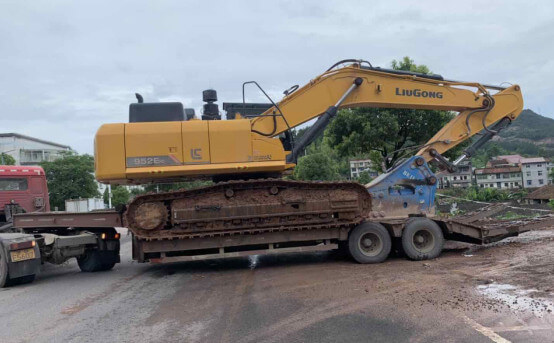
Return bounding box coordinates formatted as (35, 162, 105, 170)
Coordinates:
(412, 229, 434, 253)
(358, 232, 383, 257)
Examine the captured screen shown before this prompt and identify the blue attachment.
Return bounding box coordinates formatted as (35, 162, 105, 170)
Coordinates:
(366, 156, 437, 217)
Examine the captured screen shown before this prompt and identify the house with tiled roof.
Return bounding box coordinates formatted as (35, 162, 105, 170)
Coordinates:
(523, 184, 554, 204)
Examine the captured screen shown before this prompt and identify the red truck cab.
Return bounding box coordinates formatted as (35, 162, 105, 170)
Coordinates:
(0, 166, 50, 223)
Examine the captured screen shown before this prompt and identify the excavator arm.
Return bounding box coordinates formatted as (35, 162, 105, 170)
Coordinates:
(250, 61, 523, 165)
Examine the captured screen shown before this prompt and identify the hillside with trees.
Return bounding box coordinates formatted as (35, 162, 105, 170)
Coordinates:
(470, 110, 554, 167)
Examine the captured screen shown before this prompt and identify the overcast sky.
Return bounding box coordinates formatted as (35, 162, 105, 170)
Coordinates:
(1, 0, 553, 154)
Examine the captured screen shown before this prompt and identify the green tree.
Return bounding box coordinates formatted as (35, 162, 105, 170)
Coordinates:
(40, 153, 100, 210)
(103, 185, 130, 208)
(0, 153, 15, 165)
(357, 170, 373, 185)
(325, 57, 462, 169)
(549, 167, 554, 183)
(293, 153, 338, 181)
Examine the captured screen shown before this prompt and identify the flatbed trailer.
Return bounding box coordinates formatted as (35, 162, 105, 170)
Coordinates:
(131, 205, 552, 264)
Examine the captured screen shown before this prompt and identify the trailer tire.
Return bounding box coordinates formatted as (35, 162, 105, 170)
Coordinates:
(0, 247, 8, 288)
(402, 218, 444, 260)
(348, 222, 391, 264)
(78, 250, 116, 272)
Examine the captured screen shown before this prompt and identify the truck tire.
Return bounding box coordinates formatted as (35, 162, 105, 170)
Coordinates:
(348, 222, 391, 264)
(100, 256, 117, 271)
(78, 250, 116, 272)
(401, 218, 444, 260)
(0, 247, 8, 288)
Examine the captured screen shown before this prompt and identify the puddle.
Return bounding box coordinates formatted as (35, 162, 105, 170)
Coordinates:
(248, 255, 259, 269)
(477, 283, 554, 317)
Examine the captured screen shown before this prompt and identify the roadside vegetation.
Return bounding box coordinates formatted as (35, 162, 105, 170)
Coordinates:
(40, 152, 99, 210)
(438, 186, 528, 203)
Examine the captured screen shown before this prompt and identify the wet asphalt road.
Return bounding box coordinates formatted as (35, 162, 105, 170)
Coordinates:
(1, 229, 553, 343)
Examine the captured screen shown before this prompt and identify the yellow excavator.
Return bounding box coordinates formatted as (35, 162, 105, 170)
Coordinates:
(94, 59, 523, 263)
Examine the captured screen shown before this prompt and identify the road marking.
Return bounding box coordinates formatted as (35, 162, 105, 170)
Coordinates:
(491, 325, 553, 332)
(460, 315, 511, 343)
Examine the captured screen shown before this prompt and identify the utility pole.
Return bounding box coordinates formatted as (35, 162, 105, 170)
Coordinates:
(108, 185, 112, 208)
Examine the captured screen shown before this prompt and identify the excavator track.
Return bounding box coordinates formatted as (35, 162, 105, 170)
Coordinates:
(125, 180, 372, 241)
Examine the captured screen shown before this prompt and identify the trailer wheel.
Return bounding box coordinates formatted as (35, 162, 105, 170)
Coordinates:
(401, 218, 444, 260)
(348, 222, 391, 264)
(78, 250, 116, 272)
(0, 247, 8, 288)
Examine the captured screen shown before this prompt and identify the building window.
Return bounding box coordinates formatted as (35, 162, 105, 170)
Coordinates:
(526, 165, 530, 168)
(515, 182, 519, 186)
(537, 164, 542, 167)
(496, 173, 501, 179)
(539, 179, 544, 185)
(527, 180, 532, 186)
(538, 171, 543, 176)
(526, 172, 531, 177)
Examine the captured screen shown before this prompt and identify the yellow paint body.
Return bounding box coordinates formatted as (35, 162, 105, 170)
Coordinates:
(95, 63, 523, 184)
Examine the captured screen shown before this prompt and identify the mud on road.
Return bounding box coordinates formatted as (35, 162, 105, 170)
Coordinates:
(1, 226, 553, 343)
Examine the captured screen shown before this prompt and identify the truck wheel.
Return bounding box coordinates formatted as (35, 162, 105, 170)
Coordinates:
(77, 250, 105, 272)
(78, 250, 118, 272)
(100, 256, 117, 271)
(0, 247, 8, 288)
(348, 222, 391, 264)
(401, 218, 444, 260)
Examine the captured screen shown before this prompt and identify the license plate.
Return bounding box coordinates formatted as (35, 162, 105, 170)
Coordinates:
(10, 248, 36, 262)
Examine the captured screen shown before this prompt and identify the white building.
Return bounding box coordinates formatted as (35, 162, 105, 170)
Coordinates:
(0, 133, 72, 166)
(521, 157, 548, 188)
(349, 159, 379, 179)
(474, 166, 522, 189)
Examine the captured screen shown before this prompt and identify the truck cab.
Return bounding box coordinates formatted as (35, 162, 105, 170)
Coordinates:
(0, 166, 50, 224)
